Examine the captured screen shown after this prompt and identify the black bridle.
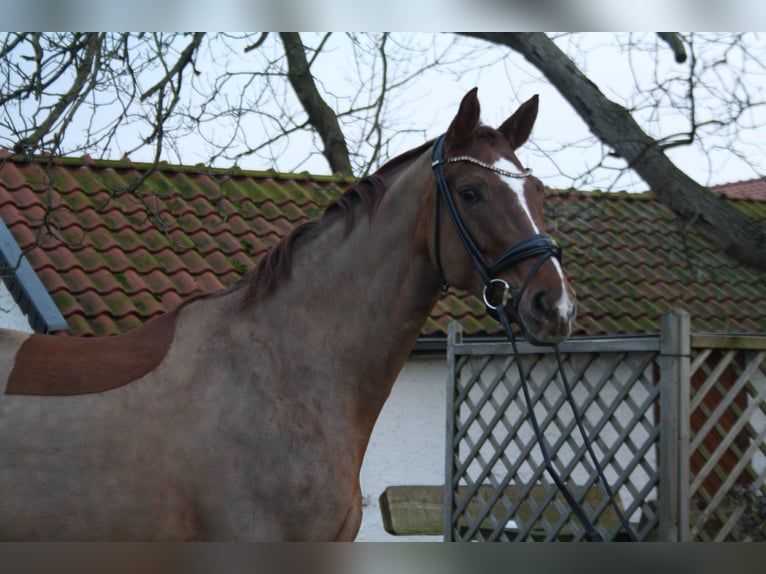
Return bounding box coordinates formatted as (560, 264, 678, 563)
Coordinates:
(431, 135, 561, 310)
(432, 134, 637, 542)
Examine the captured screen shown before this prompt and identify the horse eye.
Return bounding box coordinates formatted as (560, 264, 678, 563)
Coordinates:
(459, 188, 482, 204)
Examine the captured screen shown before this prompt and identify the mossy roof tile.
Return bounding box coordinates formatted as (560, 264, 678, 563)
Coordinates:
(1, 152, 765, 338)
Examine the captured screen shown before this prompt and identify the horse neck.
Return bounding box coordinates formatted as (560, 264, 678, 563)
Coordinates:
(256, 151, 440, 425)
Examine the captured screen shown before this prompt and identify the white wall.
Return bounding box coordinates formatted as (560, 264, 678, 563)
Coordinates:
(357, 355, 447, 542)
(0, 280, 33, 333)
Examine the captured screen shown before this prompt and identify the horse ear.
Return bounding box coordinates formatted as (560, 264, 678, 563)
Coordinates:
(446, 88, 481, 144)
(498, 95, 539, 150)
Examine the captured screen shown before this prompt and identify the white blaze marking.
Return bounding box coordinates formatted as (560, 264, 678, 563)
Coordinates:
(494, 157, 574, 322)
(494, 158, 540, 235)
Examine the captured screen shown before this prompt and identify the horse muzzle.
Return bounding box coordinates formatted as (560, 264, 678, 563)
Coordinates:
(515, 283, 576, 345)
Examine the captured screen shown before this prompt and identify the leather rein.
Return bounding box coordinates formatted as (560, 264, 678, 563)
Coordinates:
(432, 134, 636, 542)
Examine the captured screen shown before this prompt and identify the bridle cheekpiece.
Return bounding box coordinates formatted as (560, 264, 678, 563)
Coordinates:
(430, 133, 561, 322)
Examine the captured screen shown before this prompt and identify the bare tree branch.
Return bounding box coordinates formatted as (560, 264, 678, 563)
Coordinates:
(657, 32, 688, 63)
(243, 33, 268, 54)
(279, 32, 353, 176)
(140, 32, 204, 102)
(358, 33, 389, 175)
(13, 33, 102, 154)
(462, 32, 766, 271)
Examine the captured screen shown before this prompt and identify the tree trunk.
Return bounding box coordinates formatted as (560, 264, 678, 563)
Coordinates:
(279, 32, 353, 177)
(463, 32, 766, 272)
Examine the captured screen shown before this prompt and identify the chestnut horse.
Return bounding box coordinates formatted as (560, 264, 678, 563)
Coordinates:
(0, 89, 575, 540)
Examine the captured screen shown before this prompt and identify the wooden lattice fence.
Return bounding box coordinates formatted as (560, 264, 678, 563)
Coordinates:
(444, 311, 766, 541)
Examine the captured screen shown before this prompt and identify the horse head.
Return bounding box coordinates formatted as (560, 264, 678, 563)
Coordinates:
(430, 88, 576, 345)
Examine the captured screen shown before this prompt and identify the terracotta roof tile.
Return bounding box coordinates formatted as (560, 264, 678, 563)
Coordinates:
(190, 270, 224, 294)
(167, 270, 202, 296)
(711, 177, 766, 201)
(130, 290, 166, 317)
(1, 153, 765, 338)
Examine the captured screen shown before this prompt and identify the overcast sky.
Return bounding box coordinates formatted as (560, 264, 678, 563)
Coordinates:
(5, 5, 766, 193)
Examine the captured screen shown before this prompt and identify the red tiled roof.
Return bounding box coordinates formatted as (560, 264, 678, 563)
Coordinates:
(1, 150, 765, 338)
(547, 189, 766, 335)
(711, 177, 766, 201)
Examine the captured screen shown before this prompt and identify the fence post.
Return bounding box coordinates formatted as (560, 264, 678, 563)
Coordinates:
(658, 310, 691, 541)
(443, 322, 462, 541)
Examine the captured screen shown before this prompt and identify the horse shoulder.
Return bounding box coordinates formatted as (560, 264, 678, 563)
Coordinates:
(4, 310, 179, 396)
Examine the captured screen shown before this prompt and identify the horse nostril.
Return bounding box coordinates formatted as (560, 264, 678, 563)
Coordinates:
(532, 290, 548, 318)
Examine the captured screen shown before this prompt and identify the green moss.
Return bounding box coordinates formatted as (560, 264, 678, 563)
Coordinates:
(230, 258, 248, 275)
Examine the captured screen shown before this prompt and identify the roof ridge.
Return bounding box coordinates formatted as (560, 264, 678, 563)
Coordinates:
(547, 188, 654, 199)
(0, 149, 355, 186)
(710, 176, 766, 188)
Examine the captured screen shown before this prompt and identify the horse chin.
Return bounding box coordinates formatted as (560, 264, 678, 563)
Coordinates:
(515, 309, 572, 347)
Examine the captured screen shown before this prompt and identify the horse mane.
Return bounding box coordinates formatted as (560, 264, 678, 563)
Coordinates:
(239, 140, 434, 306)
